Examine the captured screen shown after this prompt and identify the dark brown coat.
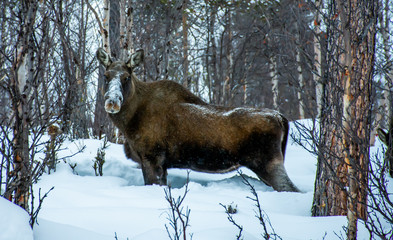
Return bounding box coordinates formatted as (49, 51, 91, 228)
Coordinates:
(97, 48, 300, 192)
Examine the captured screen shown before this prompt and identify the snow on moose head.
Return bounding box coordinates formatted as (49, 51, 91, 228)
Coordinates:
(96, 48, 144, 114)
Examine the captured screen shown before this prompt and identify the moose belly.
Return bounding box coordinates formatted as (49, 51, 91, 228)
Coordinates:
(167, 144, 241, 173)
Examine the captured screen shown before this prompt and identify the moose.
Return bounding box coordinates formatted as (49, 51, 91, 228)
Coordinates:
(96, 48, 300, 192)
(378, 125, 393, 177)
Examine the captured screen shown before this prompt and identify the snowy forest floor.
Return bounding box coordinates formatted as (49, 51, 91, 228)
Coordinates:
(1, 120, 392, 240)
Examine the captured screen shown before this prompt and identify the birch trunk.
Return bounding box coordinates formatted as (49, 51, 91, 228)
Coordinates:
(270, 56, 279, 110)
(5, 1, 39, 211)
(119, 0, 127, 60)
(182, 0, 190, 89)
(382, 0, 392, 122)
(209, 5, 219, 105)
(371, 0, 392, 145)
(206, 5, 212, 102)
(223, 8, 233, 106)
(120, 0, 134, 59)
(313, 0, 323, 118)
(126, 0, 134, 54)
(243, 79, 248, 106)
(296, 28, 305, 119)
(93, 0, 117, 141)
(103, 0, 110, 53)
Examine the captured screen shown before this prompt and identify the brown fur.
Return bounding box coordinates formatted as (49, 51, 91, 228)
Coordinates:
(97, 48, 300, 192)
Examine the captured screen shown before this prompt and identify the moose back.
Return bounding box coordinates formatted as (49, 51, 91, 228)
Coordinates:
(96, 48, 300, 192)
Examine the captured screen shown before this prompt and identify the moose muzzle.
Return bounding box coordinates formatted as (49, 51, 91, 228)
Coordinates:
(104, 74, 123, 114)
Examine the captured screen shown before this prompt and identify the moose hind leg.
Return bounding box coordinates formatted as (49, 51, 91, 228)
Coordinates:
(250, 157, 300, 192)
(265, 161, 300, 192)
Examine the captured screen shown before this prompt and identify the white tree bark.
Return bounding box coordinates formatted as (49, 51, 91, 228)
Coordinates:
(270, 56, 279, 110)
(296, 21, 305, 119)
(296, 50, 305, 119)
(223, 8, 233, 105)
(182, 0, 189, 89)
(119, 0, 134, 60)
(370, 0, 391, 145)
(103, 0, 110, 53)
(126, 0, 134, 54)
(381, 0, 392, 125)
(313, 0, 323, 118)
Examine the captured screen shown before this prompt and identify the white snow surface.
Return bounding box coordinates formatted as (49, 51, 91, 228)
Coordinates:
(0, 197, 33, 240)
(1, 120, 391, 240)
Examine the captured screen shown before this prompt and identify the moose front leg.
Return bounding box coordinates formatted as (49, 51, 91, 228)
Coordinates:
(140, 154, 167, 185)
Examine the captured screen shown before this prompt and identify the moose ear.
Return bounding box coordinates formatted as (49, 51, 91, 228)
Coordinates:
(378, 128, 389, 146)
(126, 49, 144, 69)
(96, 48, 112, 68)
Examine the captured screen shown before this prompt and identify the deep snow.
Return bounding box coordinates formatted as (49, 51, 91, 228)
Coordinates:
(0, 197, 33, 240)
(1, 121, 391, 240)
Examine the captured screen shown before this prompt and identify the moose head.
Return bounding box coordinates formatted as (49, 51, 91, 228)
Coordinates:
(96, 48, 144, 114)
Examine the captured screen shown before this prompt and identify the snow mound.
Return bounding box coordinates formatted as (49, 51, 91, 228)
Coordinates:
(0, 197, 33, 240)
(1, 119, 386, 240)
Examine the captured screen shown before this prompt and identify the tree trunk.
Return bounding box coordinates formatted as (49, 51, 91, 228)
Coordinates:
(119, 0, 134, 60)
(270, 55, 279, 110)
(205, 5, 212, 102)
(209, 4, 219, 105)
(312, 1, 377, 239)
(110, 0, 120, 58)
(371, 0, 393, 145)
(223, 8, 233, 106)
(313, 0, 323, 118)
(181, 0, 190, 89)
(243, 79, 248, 106)
(93, 0, 118, 142)
(382, 0, 392, 124)
(73, 0, 90, 139)
(296, 27, 305, 119)
(4, 0, 39, 211)
(119, 0, 126, 59)
(103, 0, 110, 53)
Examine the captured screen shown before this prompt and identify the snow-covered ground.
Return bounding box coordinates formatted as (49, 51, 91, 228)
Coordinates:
(0, 197, 33, 240)
(2, 121, 392, 240)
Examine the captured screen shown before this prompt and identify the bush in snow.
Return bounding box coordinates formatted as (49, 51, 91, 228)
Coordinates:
(365, 150, 393, 239)
(220, 202, 243, 240)
(93, 137, 109, 176)
(164, 172, 192, 240)
(221, 172, 282, 240)
(44, 122, 64, 174)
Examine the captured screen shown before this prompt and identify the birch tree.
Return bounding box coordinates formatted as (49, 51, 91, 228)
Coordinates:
(1, 0, 60, 216)
(270, 55, 279, 111)
(91, 0, 118, 141)
(313, 0, 323, 118)
(296, 22, 305, 119)
(4, 0, 39, 211)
